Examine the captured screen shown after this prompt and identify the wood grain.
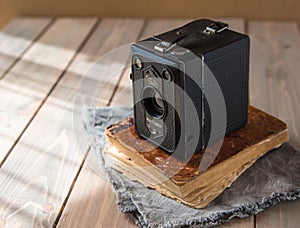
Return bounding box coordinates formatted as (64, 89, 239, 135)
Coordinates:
(56, 157, 137, 228)
(0, 17, 52, 79)
(3, 0, 300, 29)
(1, 17, 284, 227)
(220, 216, 254, 228)
(0, 18, 97, 165)
(256, 200, 300, 228)
(0, 18, 98, 227)
(53, 18, 144, 228)
(249, 21, 300, 228)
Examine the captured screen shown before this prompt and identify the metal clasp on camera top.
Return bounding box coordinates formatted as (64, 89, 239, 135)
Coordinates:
(154, 41, 177, 53)
(203, 22, 229, 35)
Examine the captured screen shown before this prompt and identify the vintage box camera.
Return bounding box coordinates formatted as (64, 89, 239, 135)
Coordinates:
(131, 19, 250, 159)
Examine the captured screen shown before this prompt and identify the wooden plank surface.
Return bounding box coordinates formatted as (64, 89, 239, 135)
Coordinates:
(2, 17, 299, 227)
(0, 18, 98, 227)
(256, 200, 300, 228)
(249, 21, 300, 228)
(0, 18, 96, 166)
(49, 19, 143, 227)
(56, 152, 137, 228)
(221, 217, 254, 228)
(0, 17, 52, 79)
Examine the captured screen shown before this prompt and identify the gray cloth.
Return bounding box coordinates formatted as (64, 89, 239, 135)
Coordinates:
(84, 106, 300, 227)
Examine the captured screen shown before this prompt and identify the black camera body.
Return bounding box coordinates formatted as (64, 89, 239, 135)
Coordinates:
(131, 19, 250, 159)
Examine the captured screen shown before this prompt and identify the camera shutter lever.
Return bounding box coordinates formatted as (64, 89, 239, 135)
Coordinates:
(203, 22, 229, 35)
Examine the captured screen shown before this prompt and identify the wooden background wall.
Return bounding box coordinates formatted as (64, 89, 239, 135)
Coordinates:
(1, 0, 300, 28)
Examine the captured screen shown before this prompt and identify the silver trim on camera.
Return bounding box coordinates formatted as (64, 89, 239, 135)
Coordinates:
(203, 22, 229, 35)
(154, 41, 177, 53)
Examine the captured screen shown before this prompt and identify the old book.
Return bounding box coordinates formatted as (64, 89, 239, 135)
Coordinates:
(105, 106, 289, 208)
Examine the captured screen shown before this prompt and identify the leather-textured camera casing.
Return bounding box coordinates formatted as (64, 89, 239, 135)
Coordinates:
(131, 19, 250, 159)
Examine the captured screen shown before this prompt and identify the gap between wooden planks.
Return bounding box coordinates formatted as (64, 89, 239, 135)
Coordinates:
(0, 18, 98, 167)
(57, 18, 254, 228)
(54, 18, 147, 228)
(0, 17, 53, 79)
(0, 18, 99, 226)
(0, 18, 147, 227)
(249, 21, 300, 228)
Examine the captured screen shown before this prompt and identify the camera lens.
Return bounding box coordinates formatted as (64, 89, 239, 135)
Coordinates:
(142, 86, 165, 119)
